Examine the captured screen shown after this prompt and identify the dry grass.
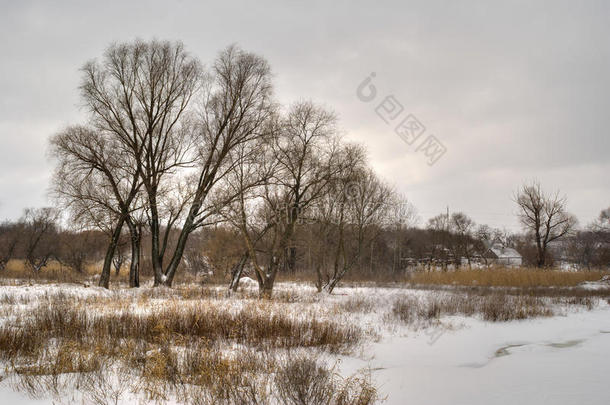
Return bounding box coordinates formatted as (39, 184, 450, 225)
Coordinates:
(0, 259, 219, 287)
(0, 298, 361, 360)
(410, 284, 610, 301)
(409, 267, 609, 288)
(387, 286, 608, 325)
(390, 293, 557, 323)
(0, 259, 90, 284)
(337, 295, 377, 314)
(7, 341, 379, 405)
(275, 355, 379, 405)
(0, 288, 375, 404)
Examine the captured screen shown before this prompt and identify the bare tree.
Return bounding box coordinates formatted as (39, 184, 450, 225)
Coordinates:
(231, 101, 346, 297)
(449, 212, 476, 268)
(221, 131, 277, 292)
(0, 221, 20, 271)
(139, 45, 275, 287)
(21, 208, 59, 272)
(311, 146, 364, 291)
(79, 40, 277, 287)
(475, 224, 503, 266)
(568, 206, 610, 269)
(50, 126, 142, 288)
(387, 194, 418, 274)
(476, 225, 514, 248)
(77, 40, 202, 287)
(592, 206, 610, 237)
(514, 180, 577, 267)
(112, 240, 127, 276)
(316, 164, 393, 293)
(57, 228, 104, 273)
(426, 213, 451, 270)
(566, 230, 599, 270)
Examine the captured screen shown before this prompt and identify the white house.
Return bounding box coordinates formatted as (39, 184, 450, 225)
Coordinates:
(483, 243, 522, 267)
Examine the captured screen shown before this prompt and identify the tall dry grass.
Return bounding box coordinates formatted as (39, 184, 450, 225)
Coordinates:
(0, 259, 91, 284)
(410, 267, 608, 287)
(0, 258, 213, 287)
(389, 293, 556, 323)
(0, 298, 361, 359)
(0, 290, 376, 404)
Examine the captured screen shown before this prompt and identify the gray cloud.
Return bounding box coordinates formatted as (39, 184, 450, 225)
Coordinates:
(1, 0, 608, 230)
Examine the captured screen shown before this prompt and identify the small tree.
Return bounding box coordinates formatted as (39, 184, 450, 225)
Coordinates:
(57, 228, 104, 273)
(112, 234, 128, 276)
(593, 207, 610, 237)
(449, 212, 476, 268)
(566, 230, 598, 270)
(21, 208, 59, 272)
(426, 214, 451, 270)
(315, 165, 393, 293)
(514, 181, 576, 267)
(0, 221, 20, 271)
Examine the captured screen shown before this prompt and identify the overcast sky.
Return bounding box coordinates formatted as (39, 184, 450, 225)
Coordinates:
(1, 0, 609, 231)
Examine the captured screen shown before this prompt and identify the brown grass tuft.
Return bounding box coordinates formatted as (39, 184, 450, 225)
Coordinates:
(391, 292, 557, 324)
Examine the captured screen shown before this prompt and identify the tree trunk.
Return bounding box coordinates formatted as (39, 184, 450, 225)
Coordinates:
(229, 252, 249, 292)
(254, 223, 296, 298)
(161, 226, 190, 287)
(99, 217, 125, 289)
(156, 202, 201, 287)
(287, 246, 297, 272)
(259, 256, 280, 299)
(149, 197, 167, 286)
(127, 220, 141, 288)
(314, 261, 328, 293)
(326, 277, 340, 294)
(535, 223, 544, 267)
(537, 243, 546, 268)
(260, 277, 275, 299)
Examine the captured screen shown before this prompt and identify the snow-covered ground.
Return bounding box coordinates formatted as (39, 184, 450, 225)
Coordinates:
(339, 305, 610, 405)
(0, 282, 609, 404)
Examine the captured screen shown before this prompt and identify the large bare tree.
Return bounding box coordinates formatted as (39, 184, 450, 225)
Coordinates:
(514, 180, 576, 267)
(55, 40, 275, 287)
(153, 45, 275, 286)
(78, 40, 202, 287)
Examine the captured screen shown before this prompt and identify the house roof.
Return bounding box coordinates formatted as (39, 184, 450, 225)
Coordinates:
(488, 244, 521, 259)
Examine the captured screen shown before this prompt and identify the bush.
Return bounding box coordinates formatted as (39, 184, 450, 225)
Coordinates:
(275, 355, 335, 405)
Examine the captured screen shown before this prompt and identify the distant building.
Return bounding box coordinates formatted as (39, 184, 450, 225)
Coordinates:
(482, 243, 522, 267)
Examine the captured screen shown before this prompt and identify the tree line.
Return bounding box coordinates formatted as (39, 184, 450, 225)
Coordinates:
(1, 200, 608, 291)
